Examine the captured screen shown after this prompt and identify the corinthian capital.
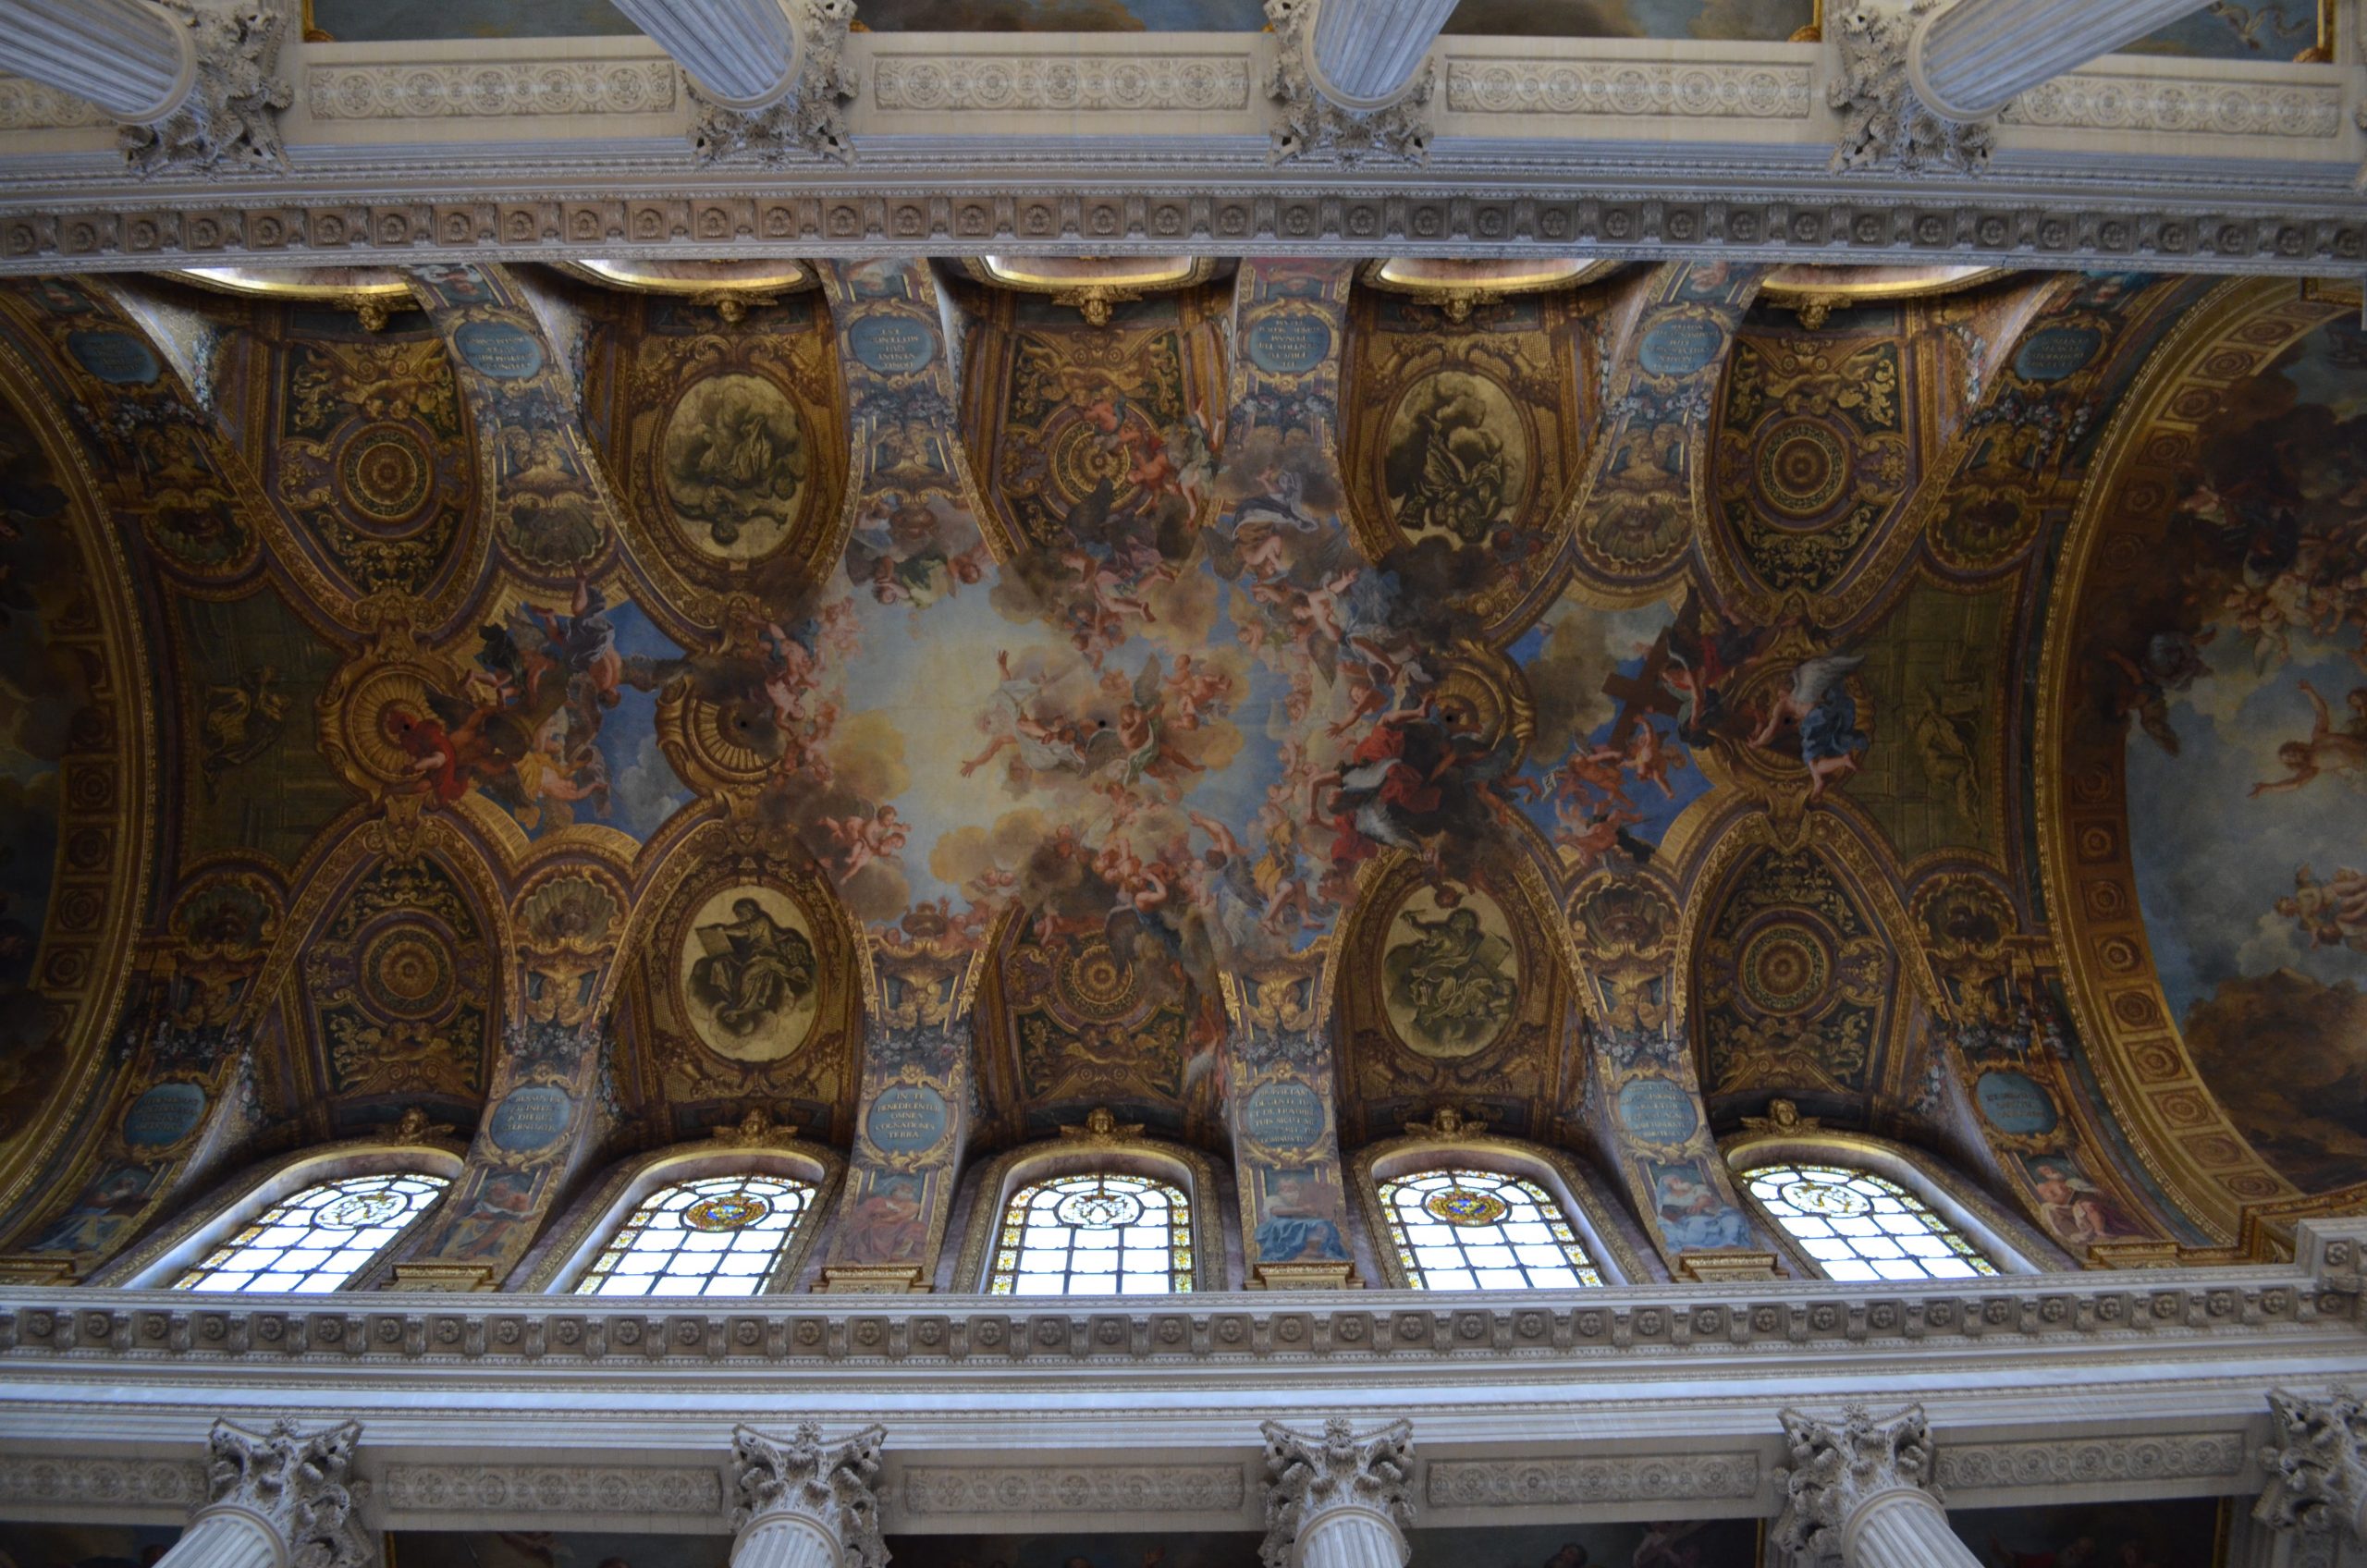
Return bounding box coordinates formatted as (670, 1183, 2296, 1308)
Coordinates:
(1259, 1416, 1416, 1568)
(123, 1, 292, 179)
(1772, 1403, 1942, 1565)
(1826, 0, 1992, 177)
(2257, 1388, 2367, 1544)
(1262, 0, 1430, 167)
(689, 0, 860, 166)
(731, 1421, 889, 1568)
(201, 1417, 369, 1568)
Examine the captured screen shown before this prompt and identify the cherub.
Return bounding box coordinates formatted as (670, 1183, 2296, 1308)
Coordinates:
(2250, 680, 2367, 797)
(821, 804, 909, 880)
(1161, 652, 1233, 731)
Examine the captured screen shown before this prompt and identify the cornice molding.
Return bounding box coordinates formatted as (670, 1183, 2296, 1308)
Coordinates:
(0, 183, 2356, 276)
(0, 1221, 2357, 1372)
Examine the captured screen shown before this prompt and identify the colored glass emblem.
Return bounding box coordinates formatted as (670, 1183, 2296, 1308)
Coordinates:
(173, 1172, 449, 1294)
(573, 1173, 814, 1297)
(1380, 1168, 1604, 1291)
(1744, 1162, 2000, 1283)
(988, 1171, 1192, 1296)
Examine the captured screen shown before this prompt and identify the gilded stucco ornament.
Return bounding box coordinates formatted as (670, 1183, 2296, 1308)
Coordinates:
(2258, 1388, 2367, 1544)
(689, 0, 860, 167)
(202, 1417, 370, 1568)
(1259, 1415, 1416, 1568)
(730, 1421, 889, 1567)
(1263, 0, 1431, 167)
(123, 1, 293, 179)
(1827, 0, 1992, 177)
(1772, 1403, 1942, 1566)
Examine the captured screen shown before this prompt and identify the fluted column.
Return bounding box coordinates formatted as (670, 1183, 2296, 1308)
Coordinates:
(730, 1422, 889, 1568)
(155, 1418, 369, 1568)
(2257, 1389, 2367, 1554)
(1306, 0, 1453, 106)
(608, 0, 802, 108)
(1259, 1417, 1415, 1568)
(1772, 1404, 1981, 1568)
(1908, 0, 2218, 121)
(0, 0, 196, 121)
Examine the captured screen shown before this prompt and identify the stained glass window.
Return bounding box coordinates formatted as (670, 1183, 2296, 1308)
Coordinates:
(572, 1173, 816, 1297)
(1743, 1162, 1999, 1282)
(987, 1171, 1193, 1295)
(1379, 1168, 1604, 1290)
(173, 1172, 449, 1293)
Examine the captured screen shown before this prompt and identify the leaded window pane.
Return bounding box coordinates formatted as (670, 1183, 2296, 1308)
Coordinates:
(173, 1172, 449, 1293)
(1377, 1169, 1604, 1291)
(1744, 1162, 2000, 1281)
(986, 1171, 1192, 1296)
(572, 1174, 815, 1298)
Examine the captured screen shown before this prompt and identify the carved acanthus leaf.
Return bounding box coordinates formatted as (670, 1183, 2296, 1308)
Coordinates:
(1259, 1416, 1416, 1568)
(1772, 1403, 1942, 1566)
(690, 0, 859, 166)
(2257, 1388, 2367, 1543)
(1262, 0, 1430, 167)
(124, 1, 293, 179)
(732, 1421, 889, 1568)
(1826, 0, 1991, 178)
(203, 1418, 370, 1568)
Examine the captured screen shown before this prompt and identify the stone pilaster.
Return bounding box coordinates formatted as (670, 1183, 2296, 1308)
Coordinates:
(1259, 1417, 1415, 1568)
(1304, 0, 1455, 107)
(153, 1418, 368, 1568)
(1772, 1404, 1981, 1568)
(1908, 0, 2218, 121)
(1263, 0, 1429, 165)
(730, 1423, 889, 1568)
(2258, 1389, 2367, 1552)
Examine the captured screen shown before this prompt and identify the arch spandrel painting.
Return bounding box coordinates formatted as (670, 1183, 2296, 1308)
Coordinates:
(657, 374, 813, 565)
(2060, 300, 2367, 1194)
(679, 887, 822, 1065)
(1380, 883, 1522, 1061)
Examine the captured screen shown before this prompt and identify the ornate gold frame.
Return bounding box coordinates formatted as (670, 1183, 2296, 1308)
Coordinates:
(2033, 276, 2333, 1240)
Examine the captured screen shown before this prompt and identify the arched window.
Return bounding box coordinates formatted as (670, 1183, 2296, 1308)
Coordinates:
(987, 1170, 1194, 1295)
(1377, 1168, 1604, 1290)
(171, 1172, 449, 1293)
(1742, 1161, 2000, 1281)
(571, 1173, 816, 1297)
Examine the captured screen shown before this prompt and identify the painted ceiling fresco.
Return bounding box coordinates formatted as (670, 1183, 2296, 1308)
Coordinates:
(0, 254, 2358, 1290)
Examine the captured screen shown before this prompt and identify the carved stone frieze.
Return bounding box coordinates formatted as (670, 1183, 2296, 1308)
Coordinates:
(1446, 60, 1812, 118)
(0, 1452, 207, 1514)
(1426, 1453, 1759, 1507)
(1935, 1432, 2248, 1492)
(1264, 0, 1430, 166)
(306, 61, 679, 121)
(904, 1464, 1248, 1515)
(0, 74, 111, 131)
(1827, 0, 1993, 176)
(2258, 1389, 2367, 1544)
(203, 1417, 371, 1568)
(381, 1463, 724, 1517)
(873, 54, 1253, 113)
(2003, 74, 2342, 139)
(689, 0, 859, 166)
(734, 1422, 889, 1568)
(1772, 1403, 1942, 1565)
(1260, 1417, 1415, 1568)
(124, 0, 294, 179)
